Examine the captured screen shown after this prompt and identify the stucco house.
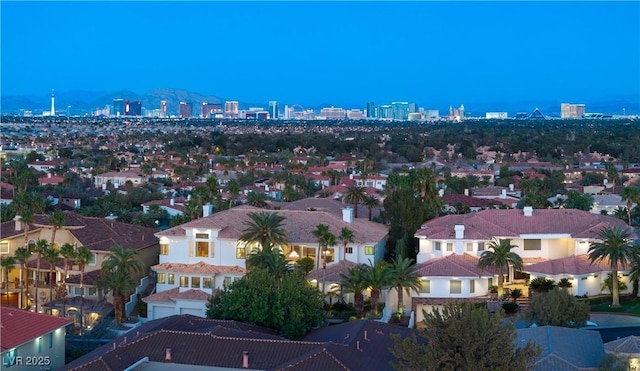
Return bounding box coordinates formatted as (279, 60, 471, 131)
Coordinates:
(144, 203, 388, 320)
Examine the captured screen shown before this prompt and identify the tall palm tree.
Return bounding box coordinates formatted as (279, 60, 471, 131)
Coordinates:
(227, 180, 241, 209)
(627, 244, 640, 299)
(14, 246, 31, 309)
(42, 246, 59, 310)
(312, 224, 331, 288)
(477, 239, 523, 299)
(48, 209, 65, 246)
(75, 246, 92, 333)
(343, 186, 367, 218)
(621, 185, 640, 226)
(363, 195, 379, 221)
(100, 246, 144, 323)
(239, 212, 288, 253)
(362, 260, 391, 318)
(246, 192, 269, 209)
(1, 256, 16, 306)
(389, 257, 421, 317)
(340, 265, 368, 319)
(59, 243, 76, 317)
(33, 239, 50, 312)
(588, 226, 635, 308)
(339, 227, 354, 263)
(321, 232, 337, 297)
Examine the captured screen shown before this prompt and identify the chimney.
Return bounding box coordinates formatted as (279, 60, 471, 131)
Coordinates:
(438, 189, 444, 197)
(48, 173, 52, 178)
(349, 173, 354, 180)
(170, 198, 175, 206)
(203, 203, 212, 218)
(242, 351, 249, 368)
(523, 206, 533, 217)
(500, 189, 507, 199)
(165, 348, 172, 361)
(454, 225, 465, 239)
(14, 215, 23, 231)
(464, 189, 469, 196)
(342, 207, 353, 223)
(509, 183, 514, 192)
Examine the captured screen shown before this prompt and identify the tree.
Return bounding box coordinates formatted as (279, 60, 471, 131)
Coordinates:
(565, 191, 594, 211)
(343, 186, 367, 218)
(361, 260, 391, 318)
(477, 239, 523, 299)
(628, 244, 640, 298)
(363, 195, 379, 221)
(227, 180, 241, 209)
(33, 239, 50, 312)
(621, 185, 640, 226)
(528, 277, 556, 293)
(59, 243, 76, 317)
(525, 288, 590, 328)
(99, 246, 144, 323)
(311, 224, 331, 288)
(42, 246, 59, 308)
(14, 246, 31, 309)
(246, 191, 269, 208)
(1, 256, 16, 306)
(75, 246, 92, 332)
(390, 303, 540, 371)
(238, 212, 288, 253)
(340, 265, 368, 319)
(601, 273, 628, 294)
(389, 257, 421, 317)
(48, 209, 65, 246)
(206, 268, 324, 340)
(338, 227, 354, 263)
(588, 226, 635, 307)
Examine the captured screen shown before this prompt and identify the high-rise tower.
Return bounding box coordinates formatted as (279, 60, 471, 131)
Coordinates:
(51, 89, 55, 116)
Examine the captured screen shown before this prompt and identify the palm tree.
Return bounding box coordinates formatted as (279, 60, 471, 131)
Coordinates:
(312, 224, 331, 288)
(477, 239, 523, 299)
(362, 260, 391, 318)
(340, 265, 368, 319)
(363, 195, 379, 221)
(588, 226, 635, 308)
(227, 180, 241, 209)
(621, 185, 640, 226)
(43, 246, 59, 309)
(343, 186, 367, 218)
(1, 256, 16, 306)
(33, 239, 50, 312)
(59, 243, 76, 317)
(14, 247, 31, 309)
(239, 212, 288, 253)
(321, 232, 337, 298)
(74, 246, 92, 333)
(389, 257, 421, 317)
(100, 246, 144, 323)
(246, 192, 269, 208)
(48, 209, 65, 246)
(339, 227, 354, 263)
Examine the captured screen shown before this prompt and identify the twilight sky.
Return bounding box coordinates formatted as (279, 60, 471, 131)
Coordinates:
(1, 1, 639, 106)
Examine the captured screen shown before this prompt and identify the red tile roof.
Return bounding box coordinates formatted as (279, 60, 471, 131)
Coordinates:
(414, 253, 498, 277)
(0, 308, 72, 351)
(143, 287, 212, 303)
(523, 254, 622, 276)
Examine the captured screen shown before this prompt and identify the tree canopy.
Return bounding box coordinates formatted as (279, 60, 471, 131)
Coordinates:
(525, 288, 590, 328)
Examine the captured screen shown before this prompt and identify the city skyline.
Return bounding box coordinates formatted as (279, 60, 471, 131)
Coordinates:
(1, 2, 639, 107)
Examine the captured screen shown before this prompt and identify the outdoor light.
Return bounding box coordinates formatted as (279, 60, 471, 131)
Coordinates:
(288, 251, 299, 259)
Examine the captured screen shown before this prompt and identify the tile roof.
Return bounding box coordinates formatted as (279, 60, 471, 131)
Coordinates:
(0, 308, 72, 351)
(307, 260, 357, 283)
(414, 253, 497, 277)
(66, 269, 103, 286)
(604, 336, 640, 355)
(156, 205, 388, 245)
(523, 254, 622, 276)
(142, 287, 212, 303)
(415, 209, 635, 240)
(443, 194, 498, 208)
(151, 261, 246, 275)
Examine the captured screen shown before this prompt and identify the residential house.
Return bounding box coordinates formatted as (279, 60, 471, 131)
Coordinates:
(1, 308, 72, 371)
(144, 203, 388, 320)
(410, 207, 634, 321)
(141, 197, 187, 217)
(93, 170, 147, 189)
(27, 160, 62, 174)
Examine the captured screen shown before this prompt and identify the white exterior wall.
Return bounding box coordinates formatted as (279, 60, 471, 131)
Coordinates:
(414, 277, 489, 299)
(0, 327, 67, 371)
(529, 273, 631, 297)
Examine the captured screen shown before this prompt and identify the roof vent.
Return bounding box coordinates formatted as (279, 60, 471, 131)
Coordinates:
(242, 351, 249, 368)
(523, 206, 533, 217)
(165, 348, 172, 361)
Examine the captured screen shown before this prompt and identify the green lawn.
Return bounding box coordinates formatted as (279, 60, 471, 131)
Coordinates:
(590, 297, 640, 313)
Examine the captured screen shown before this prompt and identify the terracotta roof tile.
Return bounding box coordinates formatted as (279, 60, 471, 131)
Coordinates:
(414, 253, 496, 277)
(142, 287, 212, 303)
(307, 260, 357, 283)
(523, 254, 622, 276)
(0, 308, 72, 351)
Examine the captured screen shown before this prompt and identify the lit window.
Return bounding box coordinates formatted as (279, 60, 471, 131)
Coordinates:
(203, 277, 213, 288)
(157, 273, 166, 284)
(191, 277, 200, 288)
(196, 241, 209, 257)
(236, 247, 246, 259)
(478, 242, 485, 251)
(223, 276, 231, 287)
(180, 276, 188, 287)
(470, 280, 475, 294)
(466, 243, 473, 252)
(0, 243, 9, 254)
(419, 279, 430, 294)
(195, 233, 209, 239)
(364, 246, 375, 255)
(168, 274, 175, 285)
(345, 247, 353, 254)
(450, 280, 462, 294)
(446, 243, 453, 252)
(160, 244, 169, 255)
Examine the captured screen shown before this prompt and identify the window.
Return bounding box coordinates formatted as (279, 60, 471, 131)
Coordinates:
(364, 246, 375, 255)
(488, 277, 493, 287)
(195, 233, 209, 239)
(180, 276, 188, 287)
(38, 337, 42, 353)
(160, 244, 169, 255)
(74, 287, 84, 296)
(88, 287, 97, 296)
(446, 243, 453, 252)
(450, 280, 462, 294)
(236, 247, 246, 259)
(524, 239, 541, 251)
(0, 242, 9, 254)
(191, 277, 200, 288)
(470, 279, 475, 294)
(223, 276, 232, 288)
(89, 253, 97, 266)
(196, 241, 209, 257)
(419, 279, 430, 294)
(28, 240, 37, 252)
(478, 242, 485, 251)
(345, 247, 353, 254)
(466, 243, 473, 252)
(434, 242, 441, 251)
(157, 273, 166, 284)
(49, 332, 53, 349)
(203, 277, 213, 288)
(168, 274, 175, 285)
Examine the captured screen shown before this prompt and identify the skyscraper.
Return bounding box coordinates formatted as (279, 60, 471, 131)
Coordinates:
(225, 101, 239, 118)
(366, 102, 377, 118)
(391, 102, 409, 120)
(50, 89, 55, 116)
(160, 100, 167, 118)
(113, 99, 125, 117)
(269, 101, 279, 119)
(560, 103, 586, 119)
(179, 102, 193, 118)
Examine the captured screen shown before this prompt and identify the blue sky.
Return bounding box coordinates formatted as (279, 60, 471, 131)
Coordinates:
(1, 1, 639, 106)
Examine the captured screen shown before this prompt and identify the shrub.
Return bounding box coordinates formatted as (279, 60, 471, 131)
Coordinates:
(529, 277, 556, 293)
(502, 302, 519, 314)
(525, 288, 590, 327)
(510, 288, 523, 301)
(489, 285, 499, 293)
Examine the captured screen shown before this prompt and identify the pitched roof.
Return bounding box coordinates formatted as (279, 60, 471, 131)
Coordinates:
(415, 209, 635, 240)
(604, 335, 640, 356)
(515, 326, 605, 370)
(156, 205, 388, 245)
(151, 262, 246, 275)
(66, 269, 103, 286)
(0, 308, 72, 351)
(142, 287, 214, 304)
(307, 260, 357, 283)
(414, 253, 497, 277)
(523, 254, 622, 276)
(443, 194, 499, 208)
